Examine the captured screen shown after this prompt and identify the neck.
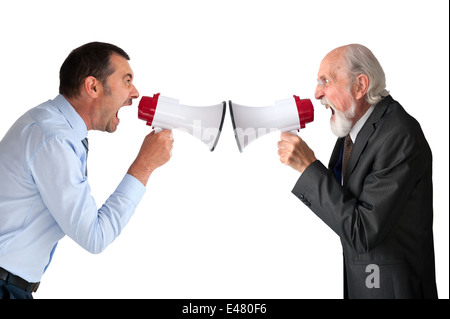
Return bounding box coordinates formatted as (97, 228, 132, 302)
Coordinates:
(64, 94, 94, 131)
(352, 100, 371, 126)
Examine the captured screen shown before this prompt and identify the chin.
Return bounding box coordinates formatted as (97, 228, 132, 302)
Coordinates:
(105, 124, 118, 133)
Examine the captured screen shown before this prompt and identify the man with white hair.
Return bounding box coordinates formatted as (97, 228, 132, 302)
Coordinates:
(278, 44, 438, 298)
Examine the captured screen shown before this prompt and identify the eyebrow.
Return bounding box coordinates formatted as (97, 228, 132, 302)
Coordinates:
(320, 71, 336, 81)
(123, 73, 133, 80)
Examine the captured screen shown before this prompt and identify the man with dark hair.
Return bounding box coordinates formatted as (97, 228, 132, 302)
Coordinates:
(278, 44, 438, 299)
(59, 42, 130, 99)
(0, 42, 173, 299)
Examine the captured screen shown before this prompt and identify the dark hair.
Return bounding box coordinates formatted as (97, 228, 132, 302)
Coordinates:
(59, 42, 130, 99)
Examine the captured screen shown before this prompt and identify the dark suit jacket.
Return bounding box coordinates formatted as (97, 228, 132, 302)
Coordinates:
(292, 96, 438, 299)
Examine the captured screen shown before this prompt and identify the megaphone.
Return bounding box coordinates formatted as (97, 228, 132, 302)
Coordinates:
(229, 95, 314, 152)
(138, 93, 226, 151)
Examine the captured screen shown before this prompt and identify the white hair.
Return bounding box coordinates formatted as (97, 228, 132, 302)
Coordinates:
(344, 44, 390, 105)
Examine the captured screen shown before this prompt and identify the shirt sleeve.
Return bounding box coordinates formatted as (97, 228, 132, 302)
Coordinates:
(29, 135, 146, 253)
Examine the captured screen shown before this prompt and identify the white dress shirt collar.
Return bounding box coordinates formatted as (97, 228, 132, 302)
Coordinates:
(349, 105, 375, 143)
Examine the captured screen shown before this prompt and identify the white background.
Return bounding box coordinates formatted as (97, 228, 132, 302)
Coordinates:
(0, 0, 448, 299)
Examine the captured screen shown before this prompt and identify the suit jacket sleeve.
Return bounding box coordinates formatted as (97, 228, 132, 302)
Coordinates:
(291, 116, 429, 254)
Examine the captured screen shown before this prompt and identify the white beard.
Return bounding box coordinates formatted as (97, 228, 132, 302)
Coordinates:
(321, 97, 356, 138)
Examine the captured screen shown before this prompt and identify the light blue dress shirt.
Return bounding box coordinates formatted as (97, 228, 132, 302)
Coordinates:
(0, 94, 146, 282)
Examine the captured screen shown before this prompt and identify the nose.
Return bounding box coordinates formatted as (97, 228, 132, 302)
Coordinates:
(130, 84, 140, 100)
(314, 84, 324, 100)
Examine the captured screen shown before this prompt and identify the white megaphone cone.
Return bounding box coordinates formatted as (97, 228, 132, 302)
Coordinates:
(229, 95, 314, 152)
(138, 93, 226, 151)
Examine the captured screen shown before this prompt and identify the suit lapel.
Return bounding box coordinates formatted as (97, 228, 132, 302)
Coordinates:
(343, 96, 391, 186)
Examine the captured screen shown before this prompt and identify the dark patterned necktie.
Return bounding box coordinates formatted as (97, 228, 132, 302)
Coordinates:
(342, 134, 353, 179)
(82, 138, 89, 176)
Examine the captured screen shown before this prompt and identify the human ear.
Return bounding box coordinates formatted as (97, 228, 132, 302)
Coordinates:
(355, 74, 369, 100)
(83, 76, 100, 98)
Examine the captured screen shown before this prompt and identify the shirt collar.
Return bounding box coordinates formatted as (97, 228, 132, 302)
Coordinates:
(52, 94, 88, 140)
(349, 105, 374, 143)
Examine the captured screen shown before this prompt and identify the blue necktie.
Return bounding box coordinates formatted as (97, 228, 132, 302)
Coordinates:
(82, 138, 89, 176)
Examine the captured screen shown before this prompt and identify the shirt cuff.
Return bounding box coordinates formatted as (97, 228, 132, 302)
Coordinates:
(115, 173, 147, 205)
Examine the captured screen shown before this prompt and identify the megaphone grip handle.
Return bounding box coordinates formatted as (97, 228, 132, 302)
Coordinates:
(154, 127, 163, 133)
